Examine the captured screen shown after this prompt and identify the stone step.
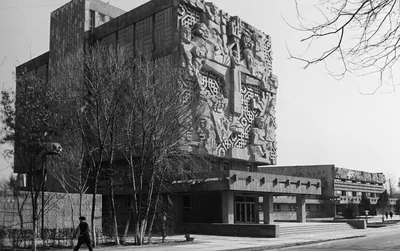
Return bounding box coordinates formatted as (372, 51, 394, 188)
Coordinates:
(279, 223, 354, 236)
(280, 224, 353, 231)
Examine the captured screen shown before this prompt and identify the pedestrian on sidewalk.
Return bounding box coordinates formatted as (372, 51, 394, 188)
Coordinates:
(390, 211, 393, 219)
(385, 211, 389, 219)
(73, 216, 93, 251)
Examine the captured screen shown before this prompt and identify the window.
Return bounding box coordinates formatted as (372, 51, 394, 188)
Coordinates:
(247, 164, 254, 172)
(223, 162, 230, 171)
(341, 191, 346, 196)
(89, 10, 95, 32)
(273, 204, 281, 212)
(352, 191, 357, 197)
(183, 195, 192, 210)
(306, 204, 311, 211)
(99, 13, 105, 22)
(288, 204, 296, 212)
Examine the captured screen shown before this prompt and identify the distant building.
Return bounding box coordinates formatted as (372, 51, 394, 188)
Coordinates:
(261, 165, 389, 219)
(14, 0, 389, 237)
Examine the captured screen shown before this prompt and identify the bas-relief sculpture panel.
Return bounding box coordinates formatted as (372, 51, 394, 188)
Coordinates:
(178, 0, 278, 164)
(334, 168, 385, 183)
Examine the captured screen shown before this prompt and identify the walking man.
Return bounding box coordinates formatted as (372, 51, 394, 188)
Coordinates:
(73, 216, 93, 251)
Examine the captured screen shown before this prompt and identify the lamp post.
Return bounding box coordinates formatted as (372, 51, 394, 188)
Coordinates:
(41, 142, 62, 239)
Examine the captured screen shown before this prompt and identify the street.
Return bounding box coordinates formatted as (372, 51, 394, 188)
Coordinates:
(278, 224, 400, 251)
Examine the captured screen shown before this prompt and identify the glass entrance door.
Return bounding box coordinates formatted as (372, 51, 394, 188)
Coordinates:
(235, 196, 256, 223)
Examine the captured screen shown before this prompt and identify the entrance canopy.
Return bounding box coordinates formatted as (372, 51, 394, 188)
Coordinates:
(171, 170, 321, 196)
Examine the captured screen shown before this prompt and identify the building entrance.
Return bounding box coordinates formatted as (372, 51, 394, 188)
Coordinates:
(235, 195, 256, 223)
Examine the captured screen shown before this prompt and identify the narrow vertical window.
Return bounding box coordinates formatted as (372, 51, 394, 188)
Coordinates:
(89, 10, 95, 32)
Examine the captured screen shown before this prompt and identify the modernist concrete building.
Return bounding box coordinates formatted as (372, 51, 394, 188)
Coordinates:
(261, 165, 388, 219)
(14, 0, 388, 236)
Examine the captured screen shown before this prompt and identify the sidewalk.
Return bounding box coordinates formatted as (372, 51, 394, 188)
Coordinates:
(86, 227, 373, 251)
(50, 219, 400, 251)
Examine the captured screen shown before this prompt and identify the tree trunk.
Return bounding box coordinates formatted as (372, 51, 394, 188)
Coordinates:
(79, 193, 82, 217)
(31, 193, 37, 251)
(135, 219, 147, 245)
(109, 180, 120, 245)
(135, 222, 141, 245)
(139, 219, 147, 244)
(108, 122, 120, 245)
(31, 219, 37, 251)
(147, 172, 166, 244)
(146, 189, 161, 244)
(122, 211, 133, 243)
(91, 181, 98, 247)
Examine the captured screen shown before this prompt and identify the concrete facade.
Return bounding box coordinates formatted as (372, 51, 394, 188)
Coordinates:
(261, 165, 387, 218)
(14, 0, 390, 238)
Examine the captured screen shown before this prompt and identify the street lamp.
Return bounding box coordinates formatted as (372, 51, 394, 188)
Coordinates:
(41, 142, 62, 239)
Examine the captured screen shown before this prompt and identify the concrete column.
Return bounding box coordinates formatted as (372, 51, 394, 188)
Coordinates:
(221, 191, 234, 224)
(296, 195, 306, 223)
(263, 194, 274, 224)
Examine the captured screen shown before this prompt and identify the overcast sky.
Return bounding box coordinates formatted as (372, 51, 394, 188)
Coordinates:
(1, 0, 400, 183)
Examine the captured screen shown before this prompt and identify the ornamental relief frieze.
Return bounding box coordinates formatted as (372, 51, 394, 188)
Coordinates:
(335, 168, 385, 184)
(179, 0, 278, 164)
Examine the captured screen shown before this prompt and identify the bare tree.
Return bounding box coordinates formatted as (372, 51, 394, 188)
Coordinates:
(385, 174, 398, 197)
(290, 0, 400, 93)
(1, 74, 65, 251)
(54, 43, 134, 246)
(119, 53, 207, 245)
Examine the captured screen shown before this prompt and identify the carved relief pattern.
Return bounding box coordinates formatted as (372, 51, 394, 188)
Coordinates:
(335, 168, 385, 183)
(179, 0, 278, 164)
(178, 4, 201, 28)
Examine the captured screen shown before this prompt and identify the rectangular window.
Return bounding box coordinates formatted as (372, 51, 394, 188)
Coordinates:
(273, 204, 281, 212)
(99, 13, 105, 22)
(341, 191, 346, 196)
(89, 10, 95, 32)
(306, 204, 311, 211)
(352, 192, 357, 197)
(183, 195, 192, 210)
(247, 164, 254, 172)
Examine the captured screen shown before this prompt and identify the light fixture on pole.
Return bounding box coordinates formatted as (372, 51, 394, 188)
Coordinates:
(41, 142, 62, 239)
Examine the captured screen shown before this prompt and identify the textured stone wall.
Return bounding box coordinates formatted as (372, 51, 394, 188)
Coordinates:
(0, 191, 102, 231)
(178, 0, 278, 165)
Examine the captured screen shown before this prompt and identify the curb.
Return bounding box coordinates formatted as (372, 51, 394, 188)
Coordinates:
(222, 235, 367, 251)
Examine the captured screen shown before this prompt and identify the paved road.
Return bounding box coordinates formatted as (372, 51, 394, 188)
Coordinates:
(278, 224, 400, 251)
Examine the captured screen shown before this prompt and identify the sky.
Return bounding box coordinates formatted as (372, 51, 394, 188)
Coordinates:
(1, 0, 400, 184)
